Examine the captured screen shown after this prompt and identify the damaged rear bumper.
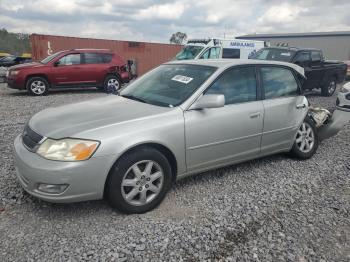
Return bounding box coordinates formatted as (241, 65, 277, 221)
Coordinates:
(309, 107, 350, 140)
(317, 109, 350, 140)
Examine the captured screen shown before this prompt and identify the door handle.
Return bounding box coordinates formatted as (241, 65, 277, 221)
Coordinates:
(296, 104, 306, 109)
(250, 112, 261, 118)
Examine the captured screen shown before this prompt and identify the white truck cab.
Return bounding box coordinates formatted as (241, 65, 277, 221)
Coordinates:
(174, 38, 265, 60)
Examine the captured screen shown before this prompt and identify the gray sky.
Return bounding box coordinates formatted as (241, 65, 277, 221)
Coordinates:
(0, 0, 349, 43)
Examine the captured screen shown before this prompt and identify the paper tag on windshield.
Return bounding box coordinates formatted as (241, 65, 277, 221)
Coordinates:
(171, 75, 193, 84)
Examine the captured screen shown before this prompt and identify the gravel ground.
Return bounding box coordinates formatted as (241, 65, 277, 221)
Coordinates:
(0, 83, 349, 261)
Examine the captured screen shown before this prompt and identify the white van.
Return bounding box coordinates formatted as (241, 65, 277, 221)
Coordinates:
(174, 38, 265, 60)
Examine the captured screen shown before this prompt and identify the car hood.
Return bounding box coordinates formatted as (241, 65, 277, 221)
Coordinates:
(29, 96, 174, 139)
(9, 62, 44, 70)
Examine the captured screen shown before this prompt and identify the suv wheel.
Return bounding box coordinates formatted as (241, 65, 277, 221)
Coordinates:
(26, 77, 49, 96)
(290, 116, 318, 159)
(103, 75, 121, 94)
(321, 77, 337, 97)
(106, 147, 172, 214)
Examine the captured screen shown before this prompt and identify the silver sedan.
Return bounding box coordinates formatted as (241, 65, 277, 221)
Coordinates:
(14, 59, 317, 213)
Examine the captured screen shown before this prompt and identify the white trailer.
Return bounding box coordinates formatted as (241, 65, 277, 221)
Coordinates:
(174, 38, 265, 60)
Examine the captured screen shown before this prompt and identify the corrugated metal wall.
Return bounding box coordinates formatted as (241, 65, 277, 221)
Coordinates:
(30, 34, 182, 75)
(238, 35, 350, 61)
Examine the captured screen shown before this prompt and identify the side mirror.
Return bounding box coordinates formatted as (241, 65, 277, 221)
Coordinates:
(53, 61, 60, 67)
(190, 94, 225, 110)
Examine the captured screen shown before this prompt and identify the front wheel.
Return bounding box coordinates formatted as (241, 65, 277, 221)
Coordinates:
(106, 147, 173, 214)
(290, 116, 318, 159)
(26, 77, 49, 96)
(321, 77, 337, 97)
(103, 75, 121, 94)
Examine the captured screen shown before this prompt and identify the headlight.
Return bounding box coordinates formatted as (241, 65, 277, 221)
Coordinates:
(10, 70, 19, 76)
(340, 86, 350, 93)
(37, 138, 100, 161)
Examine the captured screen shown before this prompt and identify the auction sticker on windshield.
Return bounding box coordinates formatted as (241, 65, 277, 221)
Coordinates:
(171, 75, 193, 84)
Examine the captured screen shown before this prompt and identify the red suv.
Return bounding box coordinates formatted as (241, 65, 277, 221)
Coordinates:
(6, 49, 130, 96)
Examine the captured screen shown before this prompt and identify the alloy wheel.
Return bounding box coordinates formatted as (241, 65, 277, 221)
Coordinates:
(107, 78, 120, 93)
(30, 80, 46, 95)
(295, 122, 315, 153)
(121, 160, 164, 206)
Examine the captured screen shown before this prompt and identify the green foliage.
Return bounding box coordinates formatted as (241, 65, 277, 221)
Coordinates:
(0, 28, 31, 55)
(169, 32, 187, 44)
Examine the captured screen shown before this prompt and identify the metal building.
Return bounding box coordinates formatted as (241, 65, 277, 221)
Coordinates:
(30, 34, 182, 76)
(237, 31, 350, 61)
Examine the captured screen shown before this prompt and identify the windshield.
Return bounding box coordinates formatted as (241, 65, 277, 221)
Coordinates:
(174, 46, 204, 60)
(252, 48, 296, 62)
(120, 64, 217, 107)
(1, 56, 16, 62)
(40, 51, 63, 64)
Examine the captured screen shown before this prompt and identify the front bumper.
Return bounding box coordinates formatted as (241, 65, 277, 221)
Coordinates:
(336, 92, 350, 111)
(5, 77, 22, 90)
(13, 135, 115, 203)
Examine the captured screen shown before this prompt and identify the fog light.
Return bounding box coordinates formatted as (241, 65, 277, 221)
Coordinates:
(37, 183, 68, 194)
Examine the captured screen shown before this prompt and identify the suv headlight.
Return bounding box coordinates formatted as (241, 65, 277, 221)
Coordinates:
(37, 138, 100, 161)
(10, 70, 19, 76)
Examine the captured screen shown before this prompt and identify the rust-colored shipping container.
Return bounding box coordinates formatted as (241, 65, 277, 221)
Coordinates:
(30, 34, 182, 76)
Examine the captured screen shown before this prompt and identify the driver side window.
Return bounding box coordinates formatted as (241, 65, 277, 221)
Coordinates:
(205, 67, 257, 105)
(57, 54, 81, 66)
(293, 52, 310, 64)
(200, 47, 220, 59)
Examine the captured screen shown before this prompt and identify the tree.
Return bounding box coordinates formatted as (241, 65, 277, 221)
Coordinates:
(169, 32, 187, 44)
(0, 28, 30, 55)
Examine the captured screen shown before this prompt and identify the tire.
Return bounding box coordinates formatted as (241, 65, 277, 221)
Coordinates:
(103, 75, 121, 94)
(26, 77, 49, 96)
(290, 116, 319, 159)
(321, 77, 337, 97)
(106, 147, 173, 214)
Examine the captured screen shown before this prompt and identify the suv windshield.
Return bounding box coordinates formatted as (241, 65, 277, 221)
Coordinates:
(120, 64, 217, 107)
(252, 48, 296, 62)
(40, 51, 64, 64)
(175, 46, 204, 60)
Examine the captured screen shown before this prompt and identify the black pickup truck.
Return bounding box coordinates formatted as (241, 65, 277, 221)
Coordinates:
(251, 47, 347, 96)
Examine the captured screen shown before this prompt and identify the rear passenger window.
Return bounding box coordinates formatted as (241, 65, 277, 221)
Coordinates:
(84, 53, 113, 64)
(205, 67, 257, 105)
(101, 53, 113, 63)
(261, 67, 298, 99)
(222, 48, 240, 59)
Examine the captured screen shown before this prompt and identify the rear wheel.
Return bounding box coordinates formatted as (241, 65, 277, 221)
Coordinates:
(103, 75, 121, 94)
(106, 147, 172, 214)
(321, 77, 337, 97)
(290, 116, 318, 159)
(26, 77, 49, 96)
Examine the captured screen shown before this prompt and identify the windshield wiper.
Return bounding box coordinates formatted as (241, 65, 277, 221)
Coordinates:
(120, 94, 147, 104)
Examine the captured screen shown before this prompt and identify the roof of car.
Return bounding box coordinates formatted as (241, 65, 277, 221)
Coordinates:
(167, 59, 305, 77)
(263, 46, 320, 51)
(66, 49, 112, 53)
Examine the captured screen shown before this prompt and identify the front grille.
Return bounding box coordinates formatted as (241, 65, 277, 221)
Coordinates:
(22, 125, 44, 152)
